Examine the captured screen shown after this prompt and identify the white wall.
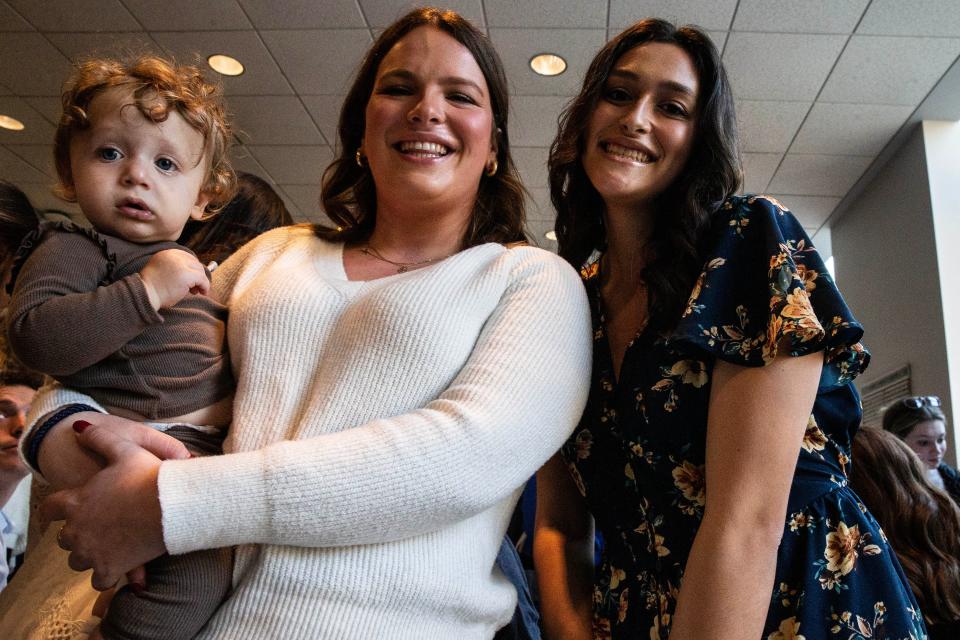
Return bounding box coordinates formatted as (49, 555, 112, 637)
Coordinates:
(924, 120, 960, 436)
(831, 124, 954, 458)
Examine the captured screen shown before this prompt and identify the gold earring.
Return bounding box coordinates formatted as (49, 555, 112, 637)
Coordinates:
(355, 148, 365, 168)
(485, 159, 498, 177)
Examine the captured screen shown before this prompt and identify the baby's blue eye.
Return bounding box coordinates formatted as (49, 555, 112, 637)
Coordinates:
(97, 147, 121, 161)
(155, 158, 177, 171)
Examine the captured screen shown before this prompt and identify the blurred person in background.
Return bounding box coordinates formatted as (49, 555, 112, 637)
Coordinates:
(850, 426, 960, 639)
(882, 395, 960, 503)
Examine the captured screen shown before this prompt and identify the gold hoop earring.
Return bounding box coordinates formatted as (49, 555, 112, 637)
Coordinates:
(485, 159, 498, 177)
(355, 148, 365, 168)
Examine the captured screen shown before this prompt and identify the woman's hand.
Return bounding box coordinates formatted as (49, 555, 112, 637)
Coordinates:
(42, 416, 189, 590)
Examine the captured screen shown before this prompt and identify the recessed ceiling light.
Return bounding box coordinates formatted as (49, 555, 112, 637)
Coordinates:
(208, 54, 244, 77)
(530, 53, 567, 77)
(0, 114, 25, 131)
(545, 230, 557, 241)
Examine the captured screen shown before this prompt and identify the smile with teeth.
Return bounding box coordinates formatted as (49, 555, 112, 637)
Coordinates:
(604, 142, 653, 164)
(397, 140, 451, 158)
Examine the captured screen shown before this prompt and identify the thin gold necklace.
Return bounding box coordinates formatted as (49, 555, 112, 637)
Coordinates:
(360, 244, 451, 273)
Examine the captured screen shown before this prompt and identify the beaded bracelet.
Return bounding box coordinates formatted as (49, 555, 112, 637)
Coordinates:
(25, 403, 99, 474)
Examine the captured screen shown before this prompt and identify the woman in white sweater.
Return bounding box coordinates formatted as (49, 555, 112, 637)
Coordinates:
(25, 8, 591, 639)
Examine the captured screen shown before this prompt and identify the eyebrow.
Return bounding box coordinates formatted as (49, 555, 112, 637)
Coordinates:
(377, 69, 486, 95)
(607, 69, 696, 97)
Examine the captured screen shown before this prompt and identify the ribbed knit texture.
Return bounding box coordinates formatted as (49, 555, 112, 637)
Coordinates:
(151, 227, 592, 639)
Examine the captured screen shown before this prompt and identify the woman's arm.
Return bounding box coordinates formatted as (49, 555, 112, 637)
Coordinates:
(534, 453, 594, 640)
(160, 250, 593, 553)
(48, 249, 593, 585)
(668, 349, 822, 639)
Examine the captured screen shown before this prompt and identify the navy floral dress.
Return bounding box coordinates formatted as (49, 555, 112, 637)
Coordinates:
(562, 195, 926, 640)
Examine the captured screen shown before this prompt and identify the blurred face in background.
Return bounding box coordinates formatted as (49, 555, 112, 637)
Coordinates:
(0, 384, 33, 480)
(904, 419, 948, 470)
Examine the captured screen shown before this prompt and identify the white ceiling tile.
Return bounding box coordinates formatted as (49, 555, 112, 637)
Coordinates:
(819, 35, 960, 105)
(525, 187, 555, 221)
(44, 32, 162, 61)
(733, 0, 869, 34)
(3, 143, 55, 177)
(767, 193, 841, 228)
(723, 32, 846, 101)
(259, 29, 372, 95)
(151, 31, 294, 96)
(512, 147, 550, 192)
(0, 145, 50, 183)
(0, 33, 72, 95)
(511, 95, 568, 146)
(526, 216, 558, 251)
(238, 0, 365, 29)
(740, 152, 781, 193)
(737, 100, 810, 153)
(709, 31, 728, 51)
(229, 145, 271, 181)
(6, 0, 139, 31)
(22, 96, 61, 126)
(485, 0, 605, 28)
(858, 0, 960, 37)
(609, 0, 738, 31)
(301, 95, 345, 145)
(0, 2, 31, 30)
(278, 184, 324, 219)
(248, 145, 333, 185)
(228, 96, 324, 145)
(359, 1, 485, 29)
(490, 28, 604, 96)
(124, 0, 251, 31)
(767, 153, 872, 196)
(0, 97, 56, 145)
(791, 103, 913, 155)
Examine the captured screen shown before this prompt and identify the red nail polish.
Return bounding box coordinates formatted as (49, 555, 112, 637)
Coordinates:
(130, 582, 145, 596)
(72, 420, 91, 433)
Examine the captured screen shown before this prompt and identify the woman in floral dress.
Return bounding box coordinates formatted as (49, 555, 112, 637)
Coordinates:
(533, 18, 926, 640)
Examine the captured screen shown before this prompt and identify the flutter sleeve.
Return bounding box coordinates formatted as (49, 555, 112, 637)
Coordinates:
(670, 195, 869, 389)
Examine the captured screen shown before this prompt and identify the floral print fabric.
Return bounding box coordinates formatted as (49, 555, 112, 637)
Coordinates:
(562, 196, 926, 639)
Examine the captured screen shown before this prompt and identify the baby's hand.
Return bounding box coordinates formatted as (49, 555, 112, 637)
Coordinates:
(139, 249, 210, 311)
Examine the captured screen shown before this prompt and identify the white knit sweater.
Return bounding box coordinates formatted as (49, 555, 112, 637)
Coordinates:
(141, 227, 590, 639)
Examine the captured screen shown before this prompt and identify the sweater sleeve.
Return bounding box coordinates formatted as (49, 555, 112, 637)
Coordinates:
(158, 248, 593, 554)
(7, 231, 163, 376)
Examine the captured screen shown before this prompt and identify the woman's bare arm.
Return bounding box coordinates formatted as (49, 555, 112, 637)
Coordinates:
(535, 453, 594, 640)
(668, 349, 822, 639)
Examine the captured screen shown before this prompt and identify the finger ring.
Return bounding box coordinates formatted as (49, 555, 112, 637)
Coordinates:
(57, 525, 67, 550)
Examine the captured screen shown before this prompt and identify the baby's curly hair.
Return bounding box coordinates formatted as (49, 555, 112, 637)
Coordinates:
(54, 55, 236, 211)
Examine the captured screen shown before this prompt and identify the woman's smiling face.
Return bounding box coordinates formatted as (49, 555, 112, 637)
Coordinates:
(582, 41, 699, 213)
(362, 26, 497, 214)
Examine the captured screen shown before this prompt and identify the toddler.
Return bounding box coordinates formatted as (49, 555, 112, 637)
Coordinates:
(7, 55, 236, 640)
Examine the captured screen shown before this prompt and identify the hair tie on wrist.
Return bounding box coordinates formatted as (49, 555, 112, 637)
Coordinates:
(26, 404, 99, 474)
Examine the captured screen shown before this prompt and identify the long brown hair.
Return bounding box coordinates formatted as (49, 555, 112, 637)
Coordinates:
(849, 426, 960, 625)
(550, 18, 740, 333)
(317, 7, 527, 248)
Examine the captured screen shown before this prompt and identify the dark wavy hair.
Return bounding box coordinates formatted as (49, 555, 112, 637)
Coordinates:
(179, 171, 294, 265)
(0, 181, 39, 261)
(850, 426, 960, 626)
(317, 7, 527, 247)
(550, 18, 741, 333)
